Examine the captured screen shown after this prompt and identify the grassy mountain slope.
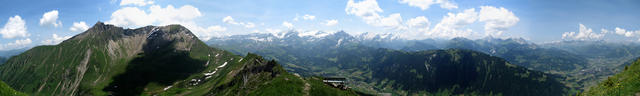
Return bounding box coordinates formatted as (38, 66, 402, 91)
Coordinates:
(0, 22, 355, 96)
(210, 38, 571, 95)
(366, 49, 569, 95)
(0, 80, 26, 96)
(584, 58, 640, 95)
(0, 57, 6, 65)
(446, 37, 587, 72)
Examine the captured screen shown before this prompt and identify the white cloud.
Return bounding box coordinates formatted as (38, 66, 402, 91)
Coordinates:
(478, 6, 519, 37)
(149, 5, 221, 40)
(106, 5, 203, 27)
(0, 15, 29, 39)
(345, 2, 518, 39)
(601, 29, 609, 34)
(70, 21, 90, 32)
(244, 22, 255, 28)
(149, 5, 202, 25)
(561, 24, 604, 40)
(120, 0, 154, 6)
(346, 0, 406, 30)
(428, 8, 478, 38)
(614, 27, 639, 37)
(399, 0, 458, 10)
(293, 14, 317, 21)
(222, 16, 255, 28)
(406, 16, 429, 28)
(265, 28, 282, 33)
(106, 5, 227, 41)
(282, 21, 293, 29)
(0, 38, 32, 50)
(346, 0, 382, 18)
(302, 14, 316, 20)
(39, 10, 62, 27)
(325, 20, 338, 26)
(379, 13, 407, 30)
(41, 34, 71, 45)
(195, 25, 227, 40)
(106, 7, 154, 27)
(223, 16, 239, 25)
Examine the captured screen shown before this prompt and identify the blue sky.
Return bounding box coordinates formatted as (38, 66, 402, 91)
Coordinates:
(1, 0, 639, 50)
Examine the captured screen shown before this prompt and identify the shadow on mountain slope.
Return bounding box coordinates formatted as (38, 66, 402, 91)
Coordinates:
(103, 44, 206, 95)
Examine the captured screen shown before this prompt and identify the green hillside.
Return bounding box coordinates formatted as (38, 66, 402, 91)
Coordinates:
(0, 80, 26, 96)
(211, 39, 572, 95)
(0, 22, 356, 96)
(584, 58, 640, 95)
(366, 49, 569, 95)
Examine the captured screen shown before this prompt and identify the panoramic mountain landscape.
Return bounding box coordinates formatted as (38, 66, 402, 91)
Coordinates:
(1, 0, 640, 95)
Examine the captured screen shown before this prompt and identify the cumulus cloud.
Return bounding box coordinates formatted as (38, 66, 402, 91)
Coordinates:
(106, 5, 226, 41)
(0, 15, 29, 39)
(346, 1, 521, 39)
(282, 21, 293, 29)
(120, 0, 154, 6)
(398, 0, 458, 10)
(428, 8, 478, 38)
(149, 5, 202, 25)
(265, 28, 282, 34)
(39, 10, 62, 27)
(106, 5, 203, 27)
(601, 29, 609, 34)
(561, 24, 604, 40)
(222, 16, 255, 28)
(0, 38, 31, 50)
(397, 6, 518, 39)
(223, 16, 238, 25)
(106, 7, 154, 27)
(406, 16, 429, 28)
(41, 34, 71, 45)
(303, 14, 316, 20)
(293, 14, 317, 21)
(194, 25, 227, 40)
(325, 20, 338, 26)
(69, 21, 90, 32)
(346, 0, 406, 30)
(478, 6, 519, 37)
(614, 27, 639, 37)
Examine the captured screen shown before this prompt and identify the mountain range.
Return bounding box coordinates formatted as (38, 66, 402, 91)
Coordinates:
(0, 22, 358, 95)
(1, 22, 639, 95)
(207, 31, 579, 95)
(207, 30, 640, 94)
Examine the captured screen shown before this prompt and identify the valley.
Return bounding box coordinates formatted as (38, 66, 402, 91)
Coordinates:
(208, 30, 640, 95)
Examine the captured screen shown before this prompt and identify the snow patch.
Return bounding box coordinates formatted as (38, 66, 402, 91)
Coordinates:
(203, 62, 229, 79)
(272, 32, 287, 38)
(147, 27, 160, 39)
(298, 30, 332, 38)
(248, 37, 268, 41)
(335, 38, 343, 47)
(163, 85, 173, 91)
(218, 62, 228, 68)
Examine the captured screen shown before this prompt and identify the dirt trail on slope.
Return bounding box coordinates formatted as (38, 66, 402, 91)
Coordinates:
(296, 74, 310, 96)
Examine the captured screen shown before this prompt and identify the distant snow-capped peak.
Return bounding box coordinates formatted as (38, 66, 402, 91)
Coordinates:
(297, 30, 333, 38)
(356, 32, 401, 41)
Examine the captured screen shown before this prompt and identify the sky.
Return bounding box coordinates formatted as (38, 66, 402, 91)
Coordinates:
(1, 0, 640, 50)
